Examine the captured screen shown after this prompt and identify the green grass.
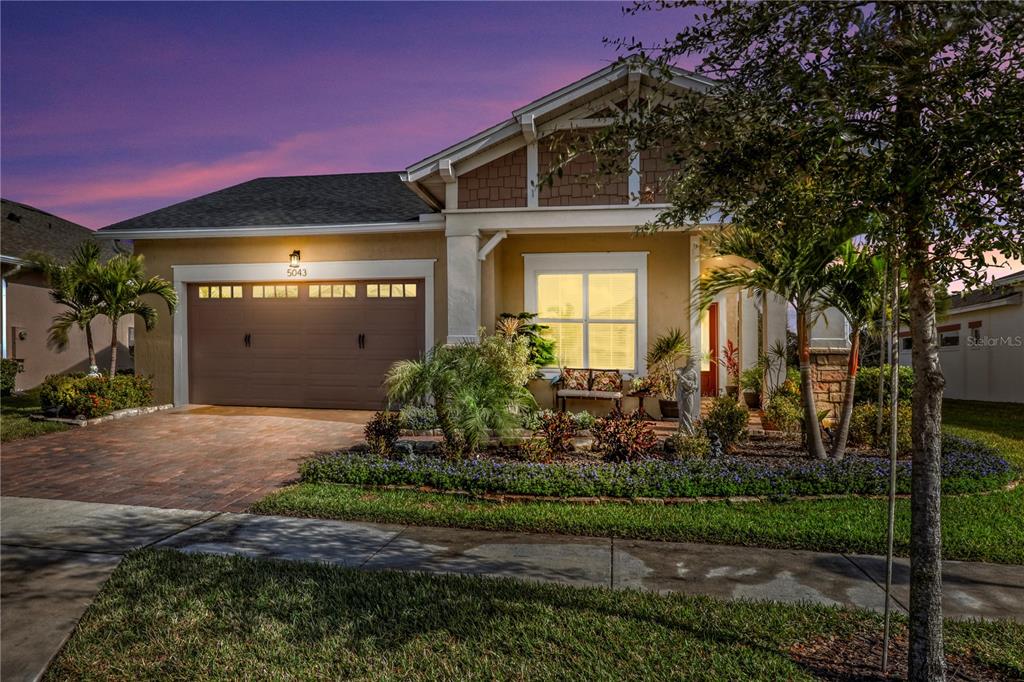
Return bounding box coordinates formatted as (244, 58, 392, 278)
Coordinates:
(46, 549, 1024, 681)
(254, 483, 1024, 564)
(255, 399, 1024, 564)
(0, 389, 68, 442)
(944, 400, 1024, 469)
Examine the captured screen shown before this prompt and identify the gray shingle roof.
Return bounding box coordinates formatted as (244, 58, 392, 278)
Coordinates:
(99, 172, 434, 233)
(2, 198, 119, 262)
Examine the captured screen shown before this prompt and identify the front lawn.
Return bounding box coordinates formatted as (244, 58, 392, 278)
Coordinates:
(255, 399, 1024, 564)
(0, 389, 69, 442)
(47, 549, 1024, 681)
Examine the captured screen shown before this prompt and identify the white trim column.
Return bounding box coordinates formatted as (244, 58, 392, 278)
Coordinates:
(763, 292, 788, 394)
(739, 289, 760, 372)
(446, 227, 481, 343)
(687, 233, 702, 420)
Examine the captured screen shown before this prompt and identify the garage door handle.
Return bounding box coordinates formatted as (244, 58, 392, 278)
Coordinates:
(244, 333, 251, 348)
(358, 333, 365, 349)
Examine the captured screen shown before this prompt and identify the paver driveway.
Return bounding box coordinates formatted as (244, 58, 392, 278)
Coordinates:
(0, 406, 369, 511)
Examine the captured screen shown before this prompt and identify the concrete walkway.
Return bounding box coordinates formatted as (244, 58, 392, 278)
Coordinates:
(3, 495, 1023, 681)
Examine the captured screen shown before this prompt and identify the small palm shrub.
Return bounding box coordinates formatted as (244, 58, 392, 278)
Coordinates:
(591, 410, 658, 462)
(399, 405, 439, 431)
(849, 403, 912, 455)
(764, 393, 802, 435)
(537, 410, 577, 455)
(854, 365, 914, 405)
(665, 429, 711, 460)
(702, 396, 748, 451)
(1, 358, 20, 395)
(365, 411, 401, 457)
(385, 334, 537, 457)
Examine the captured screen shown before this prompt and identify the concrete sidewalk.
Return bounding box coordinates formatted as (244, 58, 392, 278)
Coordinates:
(3, 495, 1023, 681)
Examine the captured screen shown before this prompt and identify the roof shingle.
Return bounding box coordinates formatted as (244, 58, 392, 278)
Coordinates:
(99, 172, 433, 233)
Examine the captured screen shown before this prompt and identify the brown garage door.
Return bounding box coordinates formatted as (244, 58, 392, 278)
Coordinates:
(187, 280, 425, 409)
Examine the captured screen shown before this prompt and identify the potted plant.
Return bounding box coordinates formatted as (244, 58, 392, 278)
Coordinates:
(644, 329, 691, 419)
(739, 365, 763, 409)
(719, 340, 740, 398)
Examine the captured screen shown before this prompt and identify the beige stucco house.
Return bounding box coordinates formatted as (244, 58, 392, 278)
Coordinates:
(2, 199, 134, 390)
(97, 64, 796, 414)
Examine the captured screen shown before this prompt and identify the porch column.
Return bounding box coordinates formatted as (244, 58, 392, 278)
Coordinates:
(687, 232, 702, 424)
(739, 289, 760, 372)
(445, 226, 480, 343)
(762, 292, 788, 394)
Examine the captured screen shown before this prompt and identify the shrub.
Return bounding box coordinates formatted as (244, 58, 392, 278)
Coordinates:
(572, 410, 597, 432)
(591, 410, 659, 462)
(702, 396, 748, 450)
(518, 437, 551, 463)
(518, 409, 542, 431)
(385, 334, 537, 456)
(854, 365, 914, 405)
(300, 434, 1012, 498)
(1, 358, 20, 396)
(538, 410, 577, 455)
(665, 429, 711, 460)
(764, 393, 802, 435)
(38, 373, 153, 418)
(399, 405, 439, 431)
(848, 403, 912, 455)
(365, 411, 401, 457)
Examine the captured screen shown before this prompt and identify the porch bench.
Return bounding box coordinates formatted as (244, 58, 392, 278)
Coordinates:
(555, 368, 623, 412)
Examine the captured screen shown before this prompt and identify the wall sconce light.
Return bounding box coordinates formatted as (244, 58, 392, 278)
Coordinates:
(289, 250, 301, 267)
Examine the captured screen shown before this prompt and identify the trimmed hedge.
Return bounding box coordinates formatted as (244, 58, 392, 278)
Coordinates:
(39, 373, 153, 418)
(1, 358, 20, 396)
(855, 365, 914, 405)
(301, 434, 1013, 499)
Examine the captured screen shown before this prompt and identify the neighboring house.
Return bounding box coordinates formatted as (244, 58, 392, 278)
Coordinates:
(1, 199, 134, 390)
(97, 64, 837, 412)
(899, 271, 1024, 403)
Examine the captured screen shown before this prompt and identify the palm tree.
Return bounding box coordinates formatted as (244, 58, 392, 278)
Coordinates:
(92, 253, 177, 376)
(699, 223, 851, 459)
(28, 242, 104, 375)
(820, 240, 886, 459)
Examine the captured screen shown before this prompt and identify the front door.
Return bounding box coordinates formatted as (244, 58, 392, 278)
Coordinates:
(700, 302, 719, 396)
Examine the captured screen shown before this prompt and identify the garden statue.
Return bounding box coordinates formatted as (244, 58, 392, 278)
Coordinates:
(674, 356, 700, 433)
(708, 432, 724, 458)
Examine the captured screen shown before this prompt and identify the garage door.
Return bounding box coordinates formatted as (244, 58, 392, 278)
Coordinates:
(187, 280, 425, 409)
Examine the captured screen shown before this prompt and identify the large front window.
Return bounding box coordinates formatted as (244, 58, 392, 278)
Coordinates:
(525, 252, 646, 373)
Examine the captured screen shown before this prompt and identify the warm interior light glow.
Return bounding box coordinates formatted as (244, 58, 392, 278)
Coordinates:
(289, 250, 301, 267)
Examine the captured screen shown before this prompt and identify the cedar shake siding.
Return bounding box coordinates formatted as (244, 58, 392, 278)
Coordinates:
(538, 134, 629, 206)
(639, 145, 677, 204)
(457, 148, 527, 209)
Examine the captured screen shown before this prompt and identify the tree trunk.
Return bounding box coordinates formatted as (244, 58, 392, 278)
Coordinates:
(907, 253, 946, 681)
(797, 308, 827, 459)
(109, 318, 119, 377)
(876, 258, 889, 440)
(85, 321, 97, 372)
(830, 327, 859, 459)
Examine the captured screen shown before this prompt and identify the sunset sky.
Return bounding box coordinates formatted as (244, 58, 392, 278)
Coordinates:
(1, 1, 686, 229)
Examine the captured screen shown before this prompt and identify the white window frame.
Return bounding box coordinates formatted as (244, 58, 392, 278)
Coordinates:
(523, 252, 647, 377)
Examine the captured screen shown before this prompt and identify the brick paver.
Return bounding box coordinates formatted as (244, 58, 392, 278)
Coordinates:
(0, 406, 370, 512)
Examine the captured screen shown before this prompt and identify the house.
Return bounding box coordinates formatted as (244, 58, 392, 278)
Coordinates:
(1, 199, 134, 390)
(899, 271, 1024, 403)
(96, 64, 828, 413)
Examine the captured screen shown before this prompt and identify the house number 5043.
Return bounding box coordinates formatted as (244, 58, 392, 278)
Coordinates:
(287, 267, 307, 278)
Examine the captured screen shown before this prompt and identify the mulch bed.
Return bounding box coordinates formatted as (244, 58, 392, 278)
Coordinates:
(789, 629, 1015, 681)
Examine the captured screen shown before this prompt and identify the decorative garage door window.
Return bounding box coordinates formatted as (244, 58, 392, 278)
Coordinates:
(252, 284, 298, 299)
(367, 283, 417, 298)
(198, 285, 243, 299)
(309, 284, 357, 298)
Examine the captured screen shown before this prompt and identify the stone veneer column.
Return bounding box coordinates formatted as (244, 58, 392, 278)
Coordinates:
(810, 347, 851, 420)
(445, 227, 480, 343)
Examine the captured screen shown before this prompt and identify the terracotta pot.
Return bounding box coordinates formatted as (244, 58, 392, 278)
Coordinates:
(658, 399, 679, 419)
